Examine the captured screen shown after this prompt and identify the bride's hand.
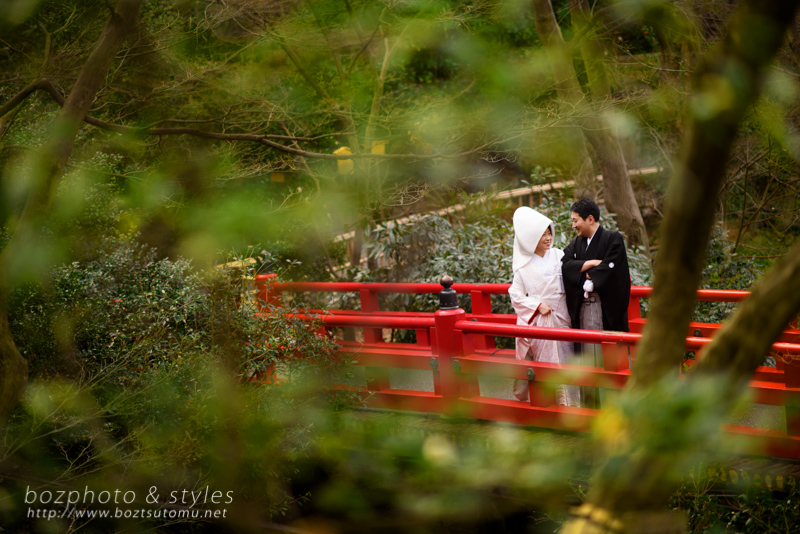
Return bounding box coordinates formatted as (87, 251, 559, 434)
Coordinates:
(538, 303, 552, 315)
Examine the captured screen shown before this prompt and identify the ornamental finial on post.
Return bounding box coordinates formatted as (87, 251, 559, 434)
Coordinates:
(439, 275, 458, 310)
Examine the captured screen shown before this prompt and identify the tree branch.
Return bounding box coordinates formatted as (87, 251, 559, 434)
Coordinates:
(0, 79, 58, 119)
(0, 77, 501, 161)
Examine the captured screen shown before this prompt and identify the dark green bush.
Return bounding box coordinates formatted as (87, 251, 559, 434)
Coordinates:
(9, 237, 351, 387)
(694, 220, 762, 325)
(10, 239, 207, 383)
(2, 241, 356, 531)
(669, 467, 800, 533)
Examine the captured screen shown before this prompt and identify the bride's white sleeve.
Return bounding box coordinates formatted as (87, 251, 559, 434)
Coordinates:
(553, 248, 566, 294)
(508, 270, 541, 325)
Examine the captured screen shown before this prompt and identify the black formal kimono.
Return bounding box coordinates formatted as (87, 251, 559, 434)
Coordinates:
(561, 225, 631, 334)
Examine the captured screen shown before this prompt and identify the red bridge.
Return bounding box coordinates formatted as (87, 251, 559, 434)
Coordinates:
(256, 274, 800, 460)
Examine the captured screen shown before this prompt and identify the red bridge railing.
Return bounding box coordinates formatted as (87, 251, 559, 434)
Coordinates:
(255, 274, 800, 459)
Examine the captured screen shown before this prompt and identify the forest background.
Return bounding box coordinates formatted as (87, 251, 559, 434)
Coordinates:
(2, 0, 800, 532)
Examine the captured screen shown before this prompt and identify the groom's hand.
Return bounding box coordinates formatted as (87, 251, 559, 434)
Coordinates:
(581, 259, 602, 277)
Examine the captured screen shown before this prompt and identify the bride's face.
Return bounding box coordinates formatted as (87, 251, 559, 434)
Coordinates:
(536, 227, 552, 252)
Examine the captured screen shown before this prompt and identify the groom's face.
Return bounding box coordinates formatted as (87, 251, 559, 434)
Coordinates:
(570, 212, 594, 237)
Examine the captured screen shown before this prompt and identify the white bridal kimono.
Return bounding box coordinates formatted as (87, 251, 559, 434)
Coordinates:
(509, 208, 580, 406)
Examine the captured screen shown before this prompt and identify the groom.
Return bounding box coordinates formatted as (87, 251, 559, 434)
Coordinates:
(561, 198, 631, 408)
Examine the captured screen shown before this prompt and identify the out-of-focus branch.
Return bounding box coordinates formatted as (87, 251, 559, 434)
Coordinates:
(0, 78, 505, 160)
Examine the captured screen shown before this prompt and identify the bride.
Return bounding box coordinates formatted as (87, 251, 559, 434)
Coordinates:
(509, 207, 580, 406)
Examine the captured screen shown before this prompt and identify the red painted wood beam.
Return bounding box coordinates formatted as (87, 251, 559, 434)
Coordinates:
(722, 424, 800, 460)
(339, 346, 436, 370)
(258, 277, 753, 303)
(366, 389, 445, 413)
(454, 397, 597, 433)
(452, 356, 631, 389)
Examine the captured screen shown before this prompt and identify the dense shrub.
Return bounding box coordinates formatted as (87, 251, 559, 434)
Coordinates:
(9, 238, 350, 387)
(360, 211, 514, 315)
(694, 220, 762, 324)
(2, 239, 356, 530)
(10, 240, 204, 382)
(669, 467, 800, 533)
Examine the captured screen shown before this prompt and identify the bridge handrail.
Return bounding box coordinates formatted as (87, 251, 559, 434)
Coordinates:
(299, 311, 800, 355)
(257, 275, 752, 303)
(259, 279, 510, 295)
(455, 320, 800, 355)
(309, 314, 436, 329)
(630, 286, 750, 302)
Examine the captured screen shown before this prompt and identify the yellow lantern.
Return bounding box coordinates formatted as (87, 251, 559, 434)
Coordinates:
(370, 140, 386, 154)
(334, 146, 353, 174)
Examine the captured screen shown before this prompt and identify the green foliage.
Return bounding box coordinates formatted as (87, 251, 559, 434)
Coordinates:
(0, 360, 354, 531)
(669, 467, 800, 533)
(10, 239, 205, 382)
(2, 377, 589, 532)
(694, 220, 762, 324)
(2, 244, 356, 531)
(8, 230, 350, 389)
(281, 412, 590, 532)
(363, 211, 512, 312)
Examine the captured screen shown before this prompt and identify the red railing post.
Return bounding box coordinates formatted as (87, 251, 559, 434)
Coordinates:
(470, 290, 495, 350)
(255, 273, 279, 310)
(598, 342, 631, 403)
(435, 276, 467, 409)
(455, 327, 480, 398)
(416, 328, 431, 347)
(528, 378, 556, 407)
(784, 355, 800, 437)
(430, 327, 441, 394)
(627, 294, 641, 323)
(360, 287, 390, 391)
(602, 342, 630, 372)
(254, 274, 280, 383)
(359, 288, 382, 343)
(436, 309, 468, 405)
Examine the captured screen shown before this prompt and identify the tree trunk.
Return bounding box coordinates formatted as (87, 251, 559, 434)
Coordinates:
(569, 0, 650, 252)
(0, 304, 26, 423)
(531, 0, 597, 200)
(632, 0, 798, 387)
(0, 0, 143, 422)
(18, 0, 143, 224)
(653, 24, 679, 80)
(350, 224, 364, 268)
(568, 0, 610, 102)
(583, 126, 650, 252)
(560, 1, 800, 530)
(533, 0, 650, 252)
